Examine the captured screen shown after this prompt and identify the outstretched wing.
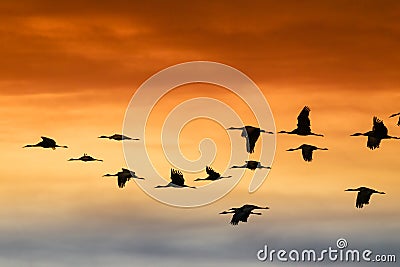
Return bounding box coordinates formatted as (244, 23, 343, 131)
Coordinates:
(41, 136, 56, 146)
(297, 106, 311, 134)
(372, 117, 388, 137)
(244, 126, 260, 153)
(301, 145, 314, 162)
(121, 168, 134, 177)
(206, 166, 220, 179)
(170, 169, 185, 186)
(245, 160, 258, 170)
(389, 112, 400, 118)
(230, 210, 252, 225)
(356, 190, 372, 208)
(117, 173, 131, 188)
(367, 136, 381, 150)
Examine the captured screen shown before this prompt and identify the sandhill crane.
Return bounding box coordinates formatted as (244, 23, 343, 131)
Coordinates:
(23, 137, 68, 150)
(227, 126, 273, 153)
(194, 166, 232, 182)
(219, 204, 269, 225)
(278, 106, 324, 137)
(103, 168, 144, 188)
(351, 117, 399, 150)
(389, 112, 400, 126)
(286, 144, 328, 162)
(68, 153, 103, 162)
(230, 160, 271, 170)
(155, 169, 196, 189)
(98, 134, 139, 141)
(345, 187, 385, 208)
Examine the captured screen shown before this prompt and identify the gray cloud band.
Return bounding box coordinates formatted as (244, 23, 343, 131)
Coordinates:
(123, 61, 276, 207)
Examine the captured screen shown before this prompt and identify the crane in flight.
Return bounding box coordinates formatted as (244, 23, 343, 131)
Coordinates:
(194, 166, 232, 182)
(227, 125, 273, 153)
(345, 186, 385, 208)
(230, 160, 270, 170)
(155, 169, 196, 189)
(98, 134, 139, 141)
(219, 204, 269, 225)
(103, 168, 144, 188)
(286, 144, 328, 162)
(23, 136, 68, 150)
(278, 106, 324, 136)
(68, 153, 103, 162)
(351, 117, 399, 150)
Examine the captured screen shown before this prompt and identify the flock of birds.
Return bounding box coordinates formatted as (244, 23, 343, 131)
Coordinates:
(23, 108, 400, 225)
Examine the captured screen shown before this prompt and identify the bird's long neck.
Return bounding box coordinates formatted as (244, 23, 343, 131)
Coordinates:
(260, 129, 274, 134)
(155, 185, 169, 188)
(227, 127, 244, 130)
(68, 158, 78, 161)
(317, 147, 328, 150)
(103, 174, 117, 177)
(278, 130, 294, 134)
(351, 132, 365, 136)
(195, 178, 207, 181)
(311, 132, 324, 137)
(220, 211, 235, 214)
(23, 144, 36, 148)
(231, 164, 246, 169)
(259, 166, 271, 169)
(55, 145, 68, 148)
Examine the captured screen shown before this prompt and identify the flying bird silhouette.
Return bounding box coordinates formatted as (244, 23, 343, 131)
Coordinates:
(68, 153, 103, 162)
(155, 169, 196, 189)
(103, 168, 144, 188)
(389, 112, 400, 126)
(194, 166, 232, 182)
(345, 187, 385, 208)
(219, 204, 269, 225)
(351, 117, 400, 149)
(98, 134, 139, 141)
(278, 106, 324, 136)
(286, 144, 328, 162)
(230, 160, 270, 170)
(23, 136, 68, 150)
(227, 126, 273, 153)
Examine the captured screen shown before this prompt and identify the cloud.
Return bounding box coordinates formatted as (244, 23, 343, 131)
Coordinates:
(1, 1, 400, 96)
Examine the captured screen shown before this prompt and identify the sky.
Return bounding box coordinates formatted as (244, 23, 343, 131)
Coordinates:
(0, 1, 399, 266)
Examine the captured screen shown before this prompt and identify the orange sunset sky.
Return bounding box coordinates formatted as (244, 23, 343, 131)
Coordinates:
(0, 1, 399, 266)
